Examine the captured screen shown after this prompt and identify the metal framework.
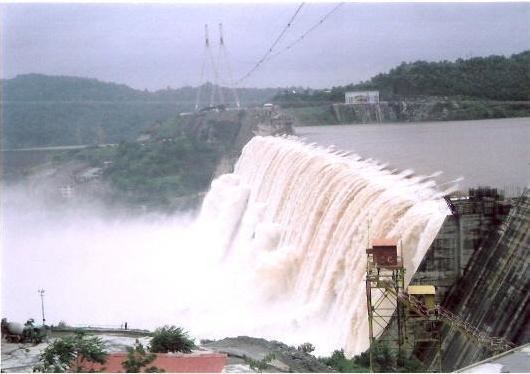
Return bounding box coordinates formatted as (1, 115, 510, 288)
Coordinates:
(195, 23, 239, 111)
(365, 239, 514, 372)
(397, 290, 442, 372)
(365, 249, 407, 370)
(218, 23, 240, 109)
(365, 241, 442, 372)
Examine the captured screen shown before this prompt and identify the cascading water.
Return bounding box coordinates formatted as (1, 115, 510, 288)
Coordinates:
(2, 135, 450, 359)
(198, 135, 449, 356)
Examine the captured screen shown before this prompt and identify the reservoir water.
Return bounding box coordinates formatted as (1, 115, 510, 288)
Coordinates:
(296, 117, 530, 193)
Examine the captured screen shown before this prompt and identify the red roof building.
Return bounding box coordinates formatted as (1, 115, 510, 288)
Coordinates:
(78, 352, 227, 373)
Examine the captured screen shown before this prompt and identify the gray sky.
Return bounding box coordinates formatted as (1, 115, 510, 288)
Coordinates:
(2, 2, 529, 90)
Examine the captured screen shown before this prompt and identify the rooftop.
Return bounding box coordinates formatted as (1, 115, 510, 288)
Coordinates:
(408, 285, 436, 295)
(80, 352, 227, 373)
(372, 239, 397, 247)
(456, 343, 530, 373)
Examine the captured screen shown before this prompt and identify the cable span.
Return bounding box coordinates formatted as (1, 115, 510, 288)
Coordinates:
(237, 3, 305, 84)
(237, 3, 344, 85)
(268, 3, 344, 60)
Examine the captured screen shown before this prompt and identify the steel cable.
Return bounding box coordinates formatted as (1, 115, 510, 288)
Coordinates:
(237, 3, 305, 84)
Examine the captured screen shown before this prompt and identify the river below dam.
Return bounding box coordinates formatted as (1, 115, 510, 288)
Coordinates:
(296, 117, 530, 193)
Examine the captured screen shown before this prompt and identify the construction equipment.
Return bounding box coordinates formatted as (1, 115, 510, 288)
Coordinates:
(1, 318, 46, 344)
(378, 273, 515, 353)
(365, 239, 515, 372)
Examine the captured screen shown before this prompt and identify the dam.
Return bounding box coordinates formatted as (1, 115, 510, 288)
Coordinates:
(197, 111, 528, 368)
(377, 186, 528, 370)
(2, 109, 527, 371)
(201, 132, 528, 366)
(432, 188, 529, 371)
(200, 135, 449, 355)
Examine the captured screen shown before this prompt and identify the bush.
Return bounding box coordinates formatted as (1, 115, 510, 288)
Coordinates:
(319, 349, 366, 372)
(149, 326, 195, 353)
(320, 343, 426, 373)
(34, 331, 107, 373)
(243, 353, 276, 373)
(297, 342, 315, 354)
(122, 339, 164, 373)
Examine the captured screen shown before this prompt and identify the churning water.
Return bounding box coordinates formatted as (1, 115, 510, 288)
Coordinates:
(2, 136, 449, 356)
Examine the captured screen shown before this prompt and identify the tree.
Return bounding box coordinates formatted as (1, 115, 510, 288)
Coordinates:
(122, 339, 164, 373)
(297, 342, 315, 354)
(33, 331, 108, 373)
(319, 349, 366, 372)
(272, 51, 530, 105)
(149, 326, 195, 354)
(319, 343, 424, 373)
(349, 343, 396, 372)
(243, 353, 276, 373)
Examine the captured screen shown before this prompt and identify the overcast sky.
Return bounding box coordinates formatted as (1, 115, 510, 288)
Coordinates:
(2, 2, 529, 90)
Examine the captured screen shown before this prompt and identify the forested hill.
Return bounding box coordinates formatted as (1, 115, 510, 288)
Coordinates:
(274, 51, 530, 106)
(2, 74, 279, 148)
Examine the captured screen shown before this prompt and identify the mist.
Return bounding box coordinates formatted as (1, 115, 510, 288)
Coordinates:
(1, 180, 336, 354)
(2, 184, 198, 329)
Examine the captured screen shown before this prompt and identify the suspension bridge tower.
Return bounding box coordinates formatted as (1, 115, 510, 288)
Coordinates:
(217, 23, 240, 109)
(195, 23, 240, 111)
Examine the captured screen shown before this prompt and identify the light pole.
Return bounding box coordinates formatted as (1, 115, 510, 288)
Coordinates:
(38, 289, 46, 326)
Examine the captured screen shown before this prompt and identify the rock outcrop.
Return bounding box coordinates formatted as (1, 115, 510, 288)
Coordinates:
(202, 336, 334, 373)
(180, 107, 294, 177)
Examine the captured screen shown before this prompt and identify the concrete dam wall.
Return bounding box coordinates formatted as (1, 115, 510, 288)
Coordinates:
(413, 188, 513, 302)
(331, 102, 451, 124)
(378, 187, 526, 370)
(431, 188, 529, 371)
(324, 100, 530, 124)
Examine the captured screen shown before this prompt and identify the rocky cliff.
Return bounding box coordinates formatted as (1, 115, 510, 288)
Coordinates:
(292, 100, 530, 125)
(179, 107, 294, 177)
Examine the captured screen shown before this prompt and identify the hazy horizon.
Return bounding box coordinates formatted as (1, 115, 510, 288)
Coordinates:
(2, 2, 529, 90)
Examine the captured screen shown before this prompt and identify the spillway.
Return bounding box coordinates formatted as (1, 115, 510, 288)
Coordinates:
(198, 136, 449, 355)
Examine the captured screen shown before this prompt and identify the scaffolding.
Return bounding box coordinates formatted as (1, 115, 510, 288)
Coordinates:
(365, 239, 442, 372)
(365, 239, 514, 372)
(365, 239, 407, 370)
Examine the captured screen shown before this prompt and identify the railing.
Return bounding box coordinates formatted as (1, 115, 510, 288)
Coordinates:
(436, 307, 514, 352)
(381, 284, 514, 353)
(51, 323, 150, 334)
(443, 196, 459, 216)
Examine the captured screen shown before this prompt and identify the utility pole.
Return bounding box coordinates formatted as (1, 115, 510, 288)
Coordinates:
(38, 289, 46, 326)
(218, 22, 224, 47)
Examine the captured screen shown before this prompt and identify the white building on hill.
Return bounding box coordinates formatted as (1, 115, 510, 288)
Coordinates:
(345, 91, 380, 104)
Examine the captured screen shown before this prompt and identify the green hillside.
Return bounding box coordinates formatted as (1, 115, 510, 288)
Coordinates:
(274, 51, 530, 106)
(1, 74, 279, 148)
